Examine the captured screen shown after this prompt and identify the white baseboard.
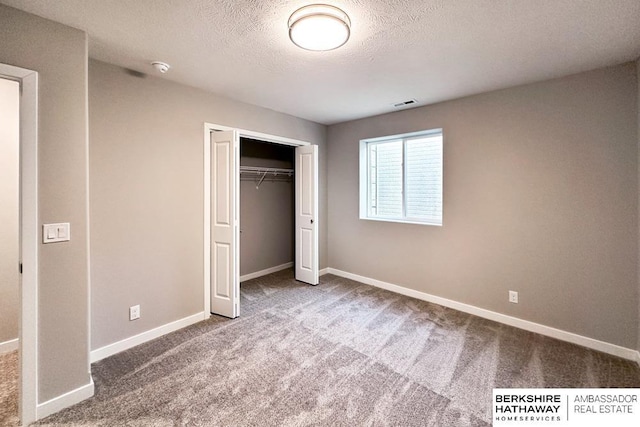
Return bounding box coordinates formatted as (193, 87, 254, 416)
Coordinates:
(90, 312, 206, 363)
(240, 262, 293, 282)
(326, 268, 640, 363)
(0, 338, 18, 354)
(37, 377, 94, 420)
(319, 267, 329, 276)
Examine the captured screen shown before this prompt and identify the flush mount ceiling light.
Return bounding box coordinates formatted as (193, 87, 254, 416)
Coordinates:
(288, 4, 351, 51)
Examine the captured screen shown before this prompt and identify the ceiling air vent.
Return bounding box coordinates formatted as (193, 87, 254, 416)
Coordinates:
(392, 99, 417, 108)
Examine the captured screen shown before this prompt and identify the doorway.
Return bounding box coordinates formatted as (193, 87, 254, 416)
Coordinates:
(0, 63, 38, 425)
(0, 76, 20, 426)
(239, 138, 295, 281)
(203, 123, 319, 319)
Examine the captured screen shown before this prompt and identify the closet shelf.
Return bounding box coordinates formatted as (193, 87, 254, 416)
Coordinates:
(240, 166, 294, 189)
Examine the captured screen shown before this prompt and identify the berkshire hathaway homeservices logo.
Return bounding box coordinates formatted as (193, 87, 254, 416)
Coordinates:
(493, 389, 640, 426)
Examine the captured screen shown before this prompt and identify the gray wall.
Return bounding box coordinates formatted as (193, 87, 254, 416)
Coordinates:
(240, 140, 294, 276)
(327, 63, 639, 349)
(0, 5, 91, 402)
(0, 78, 19, 346)
(89, 60, 327, 350)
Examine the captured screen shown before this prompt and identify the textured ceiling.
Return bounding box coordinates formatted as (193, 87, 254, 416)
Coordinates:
(2, 0, 640, 125)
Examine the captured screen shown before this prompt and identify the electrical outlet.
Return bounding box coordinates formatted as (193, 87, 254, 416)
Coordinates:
(129, 305, 140, 320)
(509, 291, 518, 304)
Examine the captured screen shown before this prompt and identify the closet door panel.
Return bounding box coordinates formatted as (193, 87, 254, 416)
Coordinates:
(295, 145, 318, 285)
(211, 130, 239, 317)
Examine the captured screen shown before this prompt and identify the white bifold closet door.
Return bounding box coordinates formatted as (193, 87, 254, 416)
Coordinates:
(210, 130, 240, 318)
(210, 133, 318, 319)
(295, 144, 319, 285)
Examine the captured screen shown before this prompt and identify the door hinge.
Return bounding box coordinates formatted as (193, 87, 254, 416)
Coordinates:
(19, 263, 23, 274)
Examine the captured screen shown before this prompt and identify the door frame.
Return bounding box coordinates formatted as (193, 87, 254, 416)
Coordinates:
(203, 122, 310, 317)
(0, 63, 39, 425)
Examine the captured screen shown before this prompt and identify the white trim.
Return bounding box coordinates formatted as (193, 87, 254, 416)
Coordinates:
(90, 312, 206, 363)
(84, 34, 92, 378)
(319, 267, 330, 276)
(36, 378, 94, 420)
(326, 268, 640, 362)
(203, 122, 310, 319)
(206, 123, 310, 147)
(0, 63, 39, 426)
(361, 128, 443, 144)
(20, 70, 39, 424)
(0, 338, 19, 354)
(240, 262, 294, 282)
(203, 124, 212, 319)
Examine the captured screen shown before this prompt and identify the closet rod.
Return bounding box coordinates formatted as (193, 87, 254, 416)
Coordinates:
(239, 166, 294, 175)
(239, 166, 293, 189)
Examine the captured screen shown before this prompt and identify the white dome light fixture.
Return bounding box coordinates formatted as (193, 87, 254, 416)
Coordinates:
(288, 4, 351, 51)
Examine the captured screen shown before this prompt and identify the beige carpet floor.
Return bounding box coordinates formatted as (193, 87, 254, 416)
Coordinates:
(0, 349, 19, 427)
(24, 270, 640, 426)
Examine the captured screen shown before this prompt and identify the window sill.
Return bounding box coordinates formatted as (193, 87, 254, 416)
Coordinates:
(359, 216, 442, 227)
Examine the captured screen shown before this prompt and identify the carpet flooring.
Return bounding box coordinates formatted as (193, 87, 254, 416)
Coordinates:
(0, 349, 18, 426)
(24, 270, 640, 426)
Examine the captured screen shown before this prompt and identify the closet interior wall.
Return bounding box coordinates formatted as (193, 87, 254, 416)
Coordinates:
(240, 138, 295, 278)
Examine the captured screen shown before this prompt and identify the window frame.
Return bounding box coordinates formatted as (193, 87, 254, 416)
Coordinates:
(359, 128, 443, 226)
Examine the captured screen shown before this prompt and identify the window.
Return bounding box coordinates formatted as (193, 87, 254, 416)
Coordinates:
(359, 129, 443, 226)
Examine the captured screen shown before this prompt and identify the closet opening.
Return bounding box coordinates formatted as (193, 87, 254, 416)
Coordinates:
(239, 138, 295, 282)
(205, 123, 318, 319)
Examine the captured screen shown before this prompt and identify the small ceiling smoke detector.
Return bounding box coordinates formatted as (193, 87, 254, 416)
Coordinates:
(392, 99, 418, 108)
(151, 61, 170, 73)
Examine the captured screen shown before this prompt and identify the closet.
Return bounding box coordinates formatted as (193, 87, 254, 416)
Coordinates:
(239, 137, 295, 278)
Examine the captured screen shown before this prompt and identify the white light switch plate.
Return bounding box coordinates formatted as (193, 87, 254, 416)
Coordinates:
(43, 223, 71, 243)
